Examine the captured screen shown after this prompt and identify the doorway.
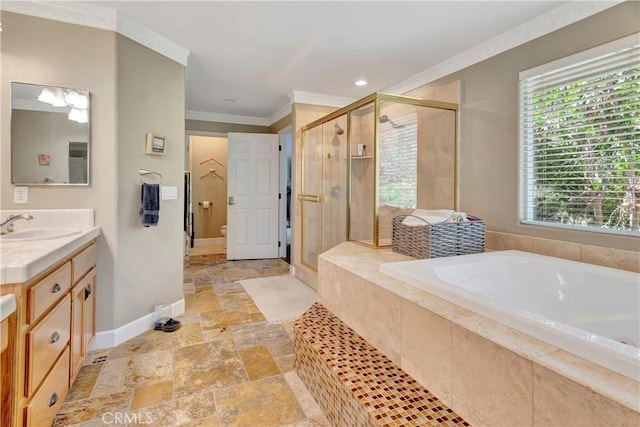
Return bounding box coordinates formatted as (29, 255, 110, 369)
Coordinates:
(185, 131, 293, 262)
(187, 134, 228, 256)
(279, 128, 293, 263)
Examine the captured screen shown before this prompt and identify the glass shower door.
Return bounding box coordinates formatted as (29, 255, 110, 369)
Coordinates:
(301, 117, 348, 270)
(322, 118, 348, 253)
(300, 125, 323, 270)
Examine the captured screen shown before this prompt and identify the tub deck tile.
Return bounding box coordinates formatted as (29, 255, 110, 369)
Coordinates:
(295, 302, 470, 426)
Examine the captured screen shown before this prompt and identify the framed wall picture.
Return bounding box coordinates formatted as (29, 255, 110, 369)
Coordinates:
(146, 133, 167, 155)
(38, 154, 51, 166)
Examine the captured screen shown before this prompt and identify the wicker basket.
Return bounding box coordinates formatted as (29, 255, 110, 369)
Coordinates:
(392, 215, 485, 259)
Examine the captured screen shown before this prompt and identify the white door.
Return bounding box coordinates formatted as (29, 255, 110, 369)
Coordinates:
(227, 132, 280, 260)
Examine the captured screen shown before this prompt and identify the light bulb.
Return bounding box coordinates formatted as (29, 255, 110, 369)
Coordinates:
(68, 108, 88, 123)
(38, 88, 57, 105)
(65, 91, 88, 109)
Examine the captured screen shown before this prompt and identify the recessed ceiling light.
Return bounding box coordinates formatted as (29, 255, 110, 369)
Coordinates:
(355, 80, 367, 87)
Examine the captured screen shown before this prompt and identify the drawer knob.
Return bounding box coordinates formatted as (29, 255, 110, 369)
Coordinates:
(50, 332, 60, 344)
(49, 393, 58, 407)
(51, 283, 61, 293)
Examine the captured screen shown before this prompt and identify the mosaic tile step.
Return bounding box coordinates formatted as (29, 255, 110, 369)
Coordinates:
(294, 302, 470, 427)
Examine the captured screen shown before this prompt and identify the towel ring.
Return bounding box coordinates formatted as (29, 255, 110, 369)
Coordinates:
(139, 169, 162, 184)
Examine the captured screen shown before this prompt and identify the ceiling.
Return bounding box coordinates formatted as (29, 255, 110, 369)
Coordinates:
(89, 1, 568, 124)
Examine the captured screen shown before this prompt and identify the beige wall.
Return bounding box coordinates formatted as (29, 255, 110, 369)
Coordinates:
(1, 12, 186, 331)
(413, 2, 639, 251)
(191, 135, 228, 238)
(115, 35, 185, 327)
(1, 11, 118, 330)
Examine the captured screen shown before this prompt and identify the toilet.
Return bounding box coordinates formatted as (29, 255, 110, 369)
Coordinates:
(220, 225, 227, 248)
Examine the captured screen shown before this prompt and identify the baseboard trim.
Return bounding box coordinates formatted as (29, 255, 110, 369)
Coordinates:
(91, 299, 185, 351)
(194, 237, 225, 247)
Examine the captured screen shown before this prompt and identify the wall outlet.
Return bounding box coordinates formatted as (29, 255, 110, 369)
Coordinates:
(13, 186, 28, 204)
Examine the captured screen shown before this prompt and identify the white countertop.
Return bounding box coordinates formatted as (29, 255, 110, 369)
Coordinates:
(0, 226, 101, 284)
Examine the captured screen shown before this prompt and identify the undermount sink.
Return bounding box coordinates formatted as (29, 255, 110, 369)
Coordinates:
(1, 228, 81, 242)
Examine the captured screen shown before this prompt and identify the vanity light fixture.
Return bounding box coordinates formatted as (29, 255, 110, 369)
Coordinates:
(38, 88, 67, 107)
(68, 108, 88, 123)
(355, 79, 367, 86)
(38, 87, 89, 122)
(64, 90, 88, 109)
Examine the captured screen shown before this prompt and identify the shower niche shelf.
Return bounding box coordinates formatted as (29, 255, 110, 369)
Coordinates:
(300, 92, 459, 270)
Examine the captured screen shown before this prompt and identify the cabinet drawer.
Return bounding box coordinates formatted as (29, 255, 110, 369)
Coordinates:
(28, 262, 71, 323)
(25, 347, 70, 427)
(26, 296, 70, 396)
(72, 243, 97, 283)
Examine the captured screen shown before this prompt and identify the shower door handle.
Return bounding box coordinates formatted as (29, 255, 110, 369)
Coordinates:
(228, 196, 235, 206)
(298, 194, 324, 203)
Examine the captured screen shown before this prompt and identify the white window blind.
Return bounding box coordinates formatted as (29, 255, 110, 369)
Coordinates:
(519, 34, 640, 235)
(378, 113, 418, 209)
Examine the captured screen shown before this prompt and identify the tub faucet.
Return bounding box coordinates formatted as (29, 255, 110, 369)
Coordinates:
(1, 214, 34, 234)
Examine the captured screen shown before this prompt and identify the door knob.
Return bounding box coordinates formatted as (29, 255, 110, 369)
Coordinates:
(228, 196, 235, 206)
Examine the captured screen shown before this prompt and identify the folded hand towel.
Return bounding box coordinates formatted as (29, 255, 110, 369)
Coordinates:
(449, 212, 468, 223)
(140, 183, 160, 227)
(402, 209, 453, 226)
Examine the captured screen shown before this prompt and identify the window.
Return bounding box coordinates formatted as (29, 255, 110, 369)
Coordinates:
(519, 34, 639, 235)
(378, 113, 418, 208)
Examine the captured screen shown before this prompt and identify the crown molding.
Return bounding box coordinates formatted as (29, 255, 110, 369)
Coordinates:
(0, 1, 190, 66)
(267, 91, 354, 126)
(186, 110, 271, 127)
(0, 1, 117, 30)
(186, 91, 353, 128)
(115, 12, 189, 66)
(290, 91, 356, 109)
(5, 1, 621, 126)
(268, 103, 293, 125)
(384, 1, 625, 95)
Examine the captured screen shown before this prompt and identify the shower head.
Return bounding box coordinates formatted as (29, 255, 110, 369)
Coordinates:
(379, 115, 405, 129)
(334, 123, 345, 135)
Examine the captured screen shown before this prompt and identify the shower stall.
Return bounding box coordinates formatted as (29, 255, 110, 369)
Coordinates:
(300, 92, 458, 270)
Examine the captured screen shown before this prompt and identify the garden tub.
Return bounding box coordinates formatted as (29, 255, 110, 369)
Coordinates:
(379, 250, 640, 381)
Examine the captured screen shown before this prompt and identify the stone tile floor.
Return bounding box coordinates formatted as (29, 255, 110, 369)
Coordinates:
(54, 255, 329, 426)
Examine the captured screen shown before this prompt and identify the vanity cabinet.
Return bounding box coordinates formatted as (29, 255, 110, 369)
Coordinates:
(1, 240, 97, 427)
(1, 308, 16, 427)
(71, 265, 96, 381)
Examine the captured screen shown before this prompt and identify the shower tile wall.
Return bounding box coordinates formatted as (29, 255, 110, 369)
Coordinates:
(349, 107, 375, 243)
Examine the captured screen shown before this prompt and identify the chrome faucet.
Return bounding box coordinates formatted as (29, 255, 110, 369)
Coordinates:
(1, 214, 34, 234)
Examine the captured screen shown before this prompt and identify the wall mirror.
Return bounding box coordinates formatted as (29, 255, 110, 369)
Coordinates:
(11, 82, 90, 185)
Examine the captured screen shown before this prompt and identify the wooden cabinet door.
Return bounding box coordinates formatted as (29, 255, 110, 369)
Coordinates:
(83, 268, 96, 354)
(70, 280, 84, 383)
